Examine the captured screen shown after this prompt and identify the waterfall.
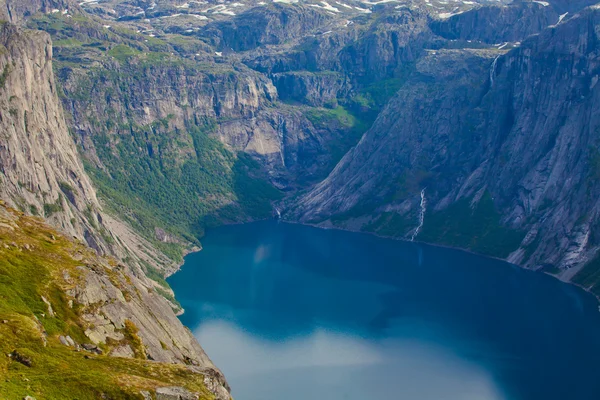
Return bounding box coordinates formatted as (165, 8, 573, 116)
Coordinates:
(490, 55, 500, 87)
(277, 116, 286, 167)
(411, 189, 426, 242)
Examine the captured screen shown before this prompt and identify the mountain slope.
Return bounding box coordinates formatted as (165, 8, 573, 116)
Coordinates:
(0, 202, 228, 399)
(291, 5, 600, 294)
(0, 17, 230, 400)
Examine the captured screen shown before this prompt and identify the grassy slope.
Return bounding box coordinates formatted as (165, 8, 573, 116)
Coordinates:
(0, 203, 214, 399)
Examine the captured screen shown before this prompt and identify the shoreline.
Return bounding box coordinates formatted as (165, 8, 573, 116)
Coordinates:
(168, 217, 600, 305)
(288, 219, 600, 305)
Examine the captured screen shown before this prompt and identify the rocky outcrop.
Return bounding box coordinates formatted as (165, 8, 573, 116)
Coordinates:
(273, 71, 348, 107)
(60, 57, 281, 162)
(0, 203, 230, 399)
(430, 2, 560, 44)
(201, 4, 333, 52)
(0, 22, 230, 398)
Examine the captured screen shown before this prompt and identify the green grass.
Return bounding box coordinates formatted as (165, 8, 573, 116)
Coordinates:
(53, 38, 84, 47)
(107, 44, 142, 62)
(0, 205, 215, 399)
(305, 105, 359, 128)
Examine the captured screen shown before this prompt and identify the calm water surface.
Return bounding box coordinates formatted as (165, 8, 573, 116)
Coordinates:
(168, 221, 600, 400)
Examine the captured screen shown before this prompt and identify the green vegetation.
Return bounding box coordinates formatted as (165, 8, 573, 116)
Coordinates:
(305, 105, 371, 166)
(364, 212, 414, 238)
(419, 192, 526, 258)
(0, 63, 10, 89)
(107, 44, 142, 62)
(305, 105, 360, 127)
(0, 205, 214, 399)
(352, 77, 405, 112)
(86, 120, 281, 258)
(123, 320, 146, 360)
(155, 287, 183, 311)
(43, 195, 64, 217)
(573, 256, 600, 296)
(384, 170, 432, 203)
(355, 191, 524, 258)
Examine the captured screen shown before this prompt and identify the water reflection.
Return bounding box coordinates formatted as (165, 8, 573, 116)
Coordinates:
(194, 320, 506, 400)
(169, 221, 600, 400)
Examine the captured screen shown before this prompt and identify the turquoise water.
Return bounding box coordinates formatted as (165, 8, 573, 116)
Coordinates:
(168, 221, 600, 400)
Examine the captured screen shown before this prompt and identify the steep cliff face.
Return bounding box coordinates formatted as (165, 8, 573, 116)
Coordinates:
(0, 23, 107, 252)
(292, 6, 600, 294)
(0, 22, 178, 269)
(202, 4, 333, 52)
(430, 2, 560, 44)
(0, 22, 230, 399)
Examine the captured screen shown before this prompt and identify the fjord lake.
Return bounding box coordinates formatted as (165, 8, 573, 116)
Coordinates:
(168, 221, 600, 400)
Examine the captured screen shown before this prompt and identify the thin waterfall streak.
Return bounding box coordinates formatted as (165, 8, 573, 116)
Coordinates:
(411, 189, 426, 242)
(490, 55, 500, 87)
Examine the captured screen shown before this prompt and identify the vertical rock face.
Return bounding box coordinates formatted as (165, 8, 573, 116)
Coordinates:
(0, 23, 106, 251)
(201, 4, 333, 52)
(292, 6, 600, 285)
(430, 2, 560, 44)
(0, 22, 230, 398)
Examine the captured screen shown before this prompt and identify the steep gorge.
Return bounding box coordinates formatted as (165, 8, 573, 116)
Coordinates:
(3, 0, 600, 396)
(292, 3, 600, 295)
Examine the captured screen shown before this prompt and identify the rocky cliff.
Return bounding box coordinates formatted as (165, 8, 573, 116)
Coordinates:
(0, 20, 230, 400)
(0, 203, 229, 399)
(291, 4, 600, 295)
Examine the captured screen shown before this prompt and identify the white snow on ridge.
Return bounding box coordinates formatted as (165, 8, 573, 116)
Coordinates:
(550, 12, 568, 27)
(215, 9, 236, 15)
(354, 5, 371, 13)
(308, 2, 341, 12)
(556, 12, 568, 24)
(360, 0, 400, 5)
(336, 1, 353, 9)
